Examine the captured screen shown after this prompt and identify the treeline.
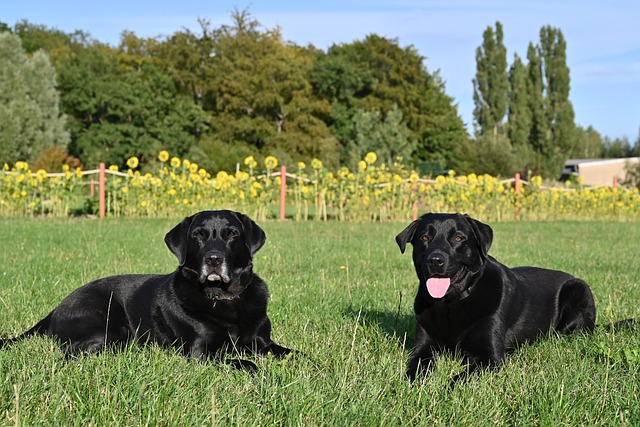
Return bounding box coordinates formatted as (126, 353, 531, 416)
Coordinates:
(467, 22, 639, 177)
(1, 13, 638, 178)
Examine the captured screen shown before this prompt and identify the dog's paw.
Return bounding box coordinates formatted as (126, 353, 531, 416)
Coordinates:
(227, 358, 258, 372)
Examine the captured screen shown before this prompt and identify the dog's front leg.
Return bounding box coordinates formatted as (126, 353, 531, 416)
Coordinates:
(406, 323, 436, 382)
(249, 316, 293, 358)
(257, 341, 292, 357)
(453, 327, 506, 383)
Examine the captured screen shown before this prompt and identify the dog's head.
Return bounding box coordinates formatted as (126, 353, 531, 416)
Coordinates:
(164, 210, 266, 299)
(396, 213, 493, 299)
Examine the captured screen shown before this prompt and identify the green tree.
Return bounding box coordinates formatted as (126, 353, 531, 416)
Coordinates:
(311, 48, 373, 163)
(538, 26, 576, 176)
(526, 42, 549, 175)
(198, 11, 339, 169)
(473, 22, 509, 137)
(507, 53, 533, 171)
(151, 20, 216, 107)
(603, 137, 632, 158)
(571, 126, 604, 158)
(632, 128, 640, 156)
(12, 20, 90, 66)
(0, 32, 69, 164)
(58, 43, 208, 168)
(475, 134, 517, 176)
(352, 105, 414, 166)
(315, 34, 465, 167)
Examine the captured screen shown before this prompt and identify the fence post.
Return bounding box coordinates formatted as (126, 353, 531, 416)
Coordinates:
(514, 173, 521, 221)
(99, 163, 106, 219)
(279, 165, 286, 220)
(613, 176, 618, 189)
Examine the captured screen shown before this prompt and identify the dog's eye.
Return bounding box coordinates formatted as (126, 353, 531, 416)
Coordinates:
(227, 228, 239, 238)
(453, 235, 464, 243)
(193, 229, 207, 239)
(420, 234, 430, 242)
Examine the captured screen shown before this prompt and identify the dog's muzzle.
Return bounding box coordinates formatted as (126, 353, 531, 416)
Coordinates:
(202, 251, 231, 283)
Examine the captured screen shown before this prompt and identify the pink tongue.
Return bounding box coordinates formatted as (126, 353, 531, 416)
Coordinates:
(426, 277, 451, 298)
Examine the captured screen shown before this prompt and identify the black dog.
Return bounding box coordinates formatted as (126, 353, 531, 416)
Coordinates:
(0, 210, 291, 370)
(396, 213, 600, 382)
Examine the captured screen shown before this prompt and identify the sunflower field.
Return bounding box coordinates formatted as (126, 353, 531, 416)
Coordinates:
(1, 151, 639, 221)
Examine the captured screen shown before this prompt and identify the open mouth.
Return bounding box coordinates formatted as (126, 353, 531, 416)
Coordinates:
(425, 268, 464, 298)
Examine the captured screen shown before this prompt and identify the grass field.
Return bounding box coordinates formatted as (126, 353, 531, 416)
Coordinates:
(1, 217, 639, 426)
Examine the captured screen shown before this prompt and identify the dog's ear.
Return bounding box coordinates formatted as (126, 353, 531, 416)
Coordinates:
(395, 219, 421, 254)
(233, 211, 266, 256)
(164, 214, 196, 266)
(463, 215, 493, 259)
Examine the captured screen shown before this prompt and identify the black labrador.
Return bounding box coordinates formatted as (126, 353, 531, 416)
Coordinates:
(0, 210, 291, 370)
(396, 213, 602, 382)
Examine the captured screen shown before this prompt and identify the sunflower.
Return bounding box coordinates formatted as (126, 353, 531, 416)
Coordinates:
(311, 158, 323, 170)
(264, 156, 278, 170)
(364, 152, 377, 165)
(126, 156, 139, 169)
(170, 157, 181, 168)
(244, 156, 258, 168)
(158, 150, 170, 162)
(36, 169, 48, 181)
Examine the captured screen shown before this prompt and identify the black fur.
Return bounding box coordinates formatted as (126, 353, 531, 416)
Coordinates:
(396, 213, 635, 382)
(0, 210, 291, 370)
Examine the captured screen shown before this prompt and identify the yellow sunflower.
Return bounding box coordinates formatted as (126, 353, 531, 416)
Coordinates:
(126, 156, 139, 169)
(158, 150, 170, 162)
(265, 156, 278, 170)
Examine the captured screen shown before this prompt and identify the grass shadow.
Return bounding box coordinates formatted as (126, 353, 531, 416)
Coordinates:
(343, 305, 416, 349)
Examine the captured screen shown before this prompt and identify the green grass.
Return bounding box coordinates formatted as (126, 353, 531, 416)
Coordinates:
(1, 218, 639, 426)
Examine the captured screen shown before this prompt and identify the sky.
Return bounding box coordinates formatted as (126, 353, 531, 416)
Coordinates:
(3, 0, 639, 143)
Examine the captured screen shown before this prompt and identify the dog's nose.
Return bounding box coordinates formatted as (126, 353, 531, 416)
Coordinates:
(427, 253, 445, 269)
(205, 251, 224, 266)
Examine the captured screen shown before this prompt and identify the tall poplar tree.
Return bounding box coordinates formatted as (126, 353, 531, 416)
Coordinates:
(538, 26, 576, 175)
(472, 21, 509, 137)
(507, 53, 532, 170)
(526, 42, 547, 174)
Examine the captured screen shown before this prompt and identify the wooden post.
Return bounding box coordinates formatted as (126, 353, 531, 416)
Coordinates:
(279, 165, 286, 220)
(613, 176, 618, 189)
(99, 163, 106, 219)
(514, 173, 521, 221)
(90, 180, 94, 197)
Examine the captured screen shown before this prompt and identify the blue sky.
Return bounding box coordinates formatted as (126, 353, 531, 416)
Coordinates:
(3, 0, 639, 143)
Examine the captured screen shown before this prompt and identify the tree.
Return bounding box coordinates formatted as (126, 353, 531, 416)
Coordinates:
(198, 11, 339, 169)
(526, 42, 547, 175)
(603, 137, 632, 158)
(507, 54, 533, 169)
(151, 20, 216, 107)
(12, 20, 91, 66)
(311, 48, 373, 163)
(58, 43, 208, 168)
(538, 26, 576, 176)
(473, 22, 509, 137)
(632, 127, 640, 156)
(315, 34, 466, 167)
(352, 105, 414, 166)
(571, 126, 604, 158)
(0, 32, 69, 164)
